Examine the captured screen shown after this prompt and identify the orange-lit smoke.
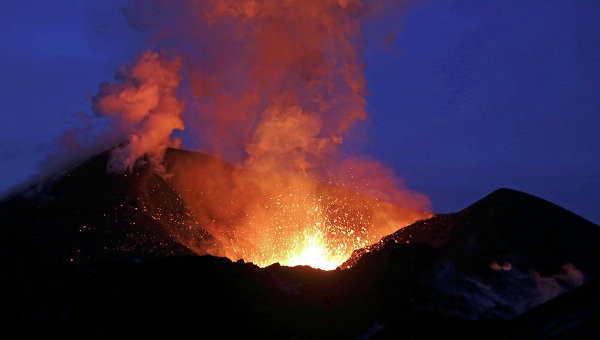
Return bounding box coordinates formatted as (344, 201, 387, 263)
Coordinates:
(124, 0, 379, 164)
(93, 51, 184, 172)
(94, 0, 430, 269)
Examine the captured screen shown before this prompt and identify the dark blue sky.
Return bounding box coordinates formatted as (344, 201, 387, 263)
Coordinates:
(1, 0, 599, 223)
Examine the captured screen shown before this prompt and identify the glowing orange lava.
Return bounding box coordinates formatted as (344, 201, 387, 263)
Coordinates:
(281, 230, 345, 270)
(165, 158, 430, 271)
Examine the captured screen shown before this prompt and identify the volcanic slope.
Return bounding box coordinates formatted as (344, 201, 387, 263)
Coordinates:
(344, 187, 600, 276)
(343, 188, 600, 335)
(0, 147, 428, 272)
(0, 149, 218, 274)
(345, 188, 600, 284)
(1, 149, 599, 338)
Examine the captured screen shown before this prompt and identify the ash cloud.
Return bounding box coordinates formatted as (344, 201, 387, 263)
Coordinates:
(120, 1, 414, 172)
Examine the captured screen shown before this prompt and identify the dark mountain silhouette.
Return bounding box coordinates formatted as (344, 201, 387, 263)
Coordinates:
(0, 149, 216, 274)
(1, 149, 599, 338)
(342, 188, 600, 322)
(344, 188, 600, 275)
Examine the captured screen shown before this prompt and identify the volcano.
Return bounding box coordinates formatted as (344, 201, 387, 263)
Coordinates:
(1, 148, 599, 339)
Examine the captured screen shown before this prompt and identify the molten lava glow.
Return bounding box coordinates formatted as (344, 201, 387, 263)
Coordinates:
(284, 231, 341, 270)
(165, 162, 430, 270)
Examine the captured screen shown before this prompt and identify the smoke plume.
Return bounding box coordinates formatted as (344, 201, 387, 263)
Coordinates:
(93, 50, 184, 173)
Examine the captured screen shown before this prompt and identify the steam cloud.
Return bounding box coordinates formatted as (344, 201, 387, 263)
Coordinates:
(93, 51, 184, 173)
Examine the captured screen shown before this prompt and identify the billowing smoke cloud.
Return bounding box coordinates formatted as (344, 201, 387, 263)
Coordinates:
(93, 50, 184, 173)
(122, 1, 408, 169)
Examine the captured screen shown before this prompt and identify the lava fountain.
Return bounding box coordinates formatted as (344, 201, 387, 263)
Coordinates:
(91, 0, 430, 269)
(165, 151, 430, 270)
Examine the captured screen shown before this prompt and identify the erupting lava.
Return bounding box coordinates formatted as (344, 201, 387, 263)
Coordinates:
(165, 157, 429, 270)
(89, 0, 429, 269)
(237, 190, 368, 270)
(285, 230, 341, 270)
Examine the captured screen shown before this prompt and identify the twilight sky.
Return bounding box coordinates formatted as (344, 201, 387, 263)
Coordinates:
(1, 0, 599, 224)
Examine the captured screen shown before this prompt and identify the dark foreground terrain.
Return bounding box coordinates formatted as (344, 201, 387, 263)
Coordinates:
(1, 149, 599, 338)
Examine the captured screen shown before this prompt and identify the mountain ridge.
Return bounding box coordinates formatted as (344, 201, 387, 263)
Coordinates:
(1, 148, 599, 338)
(343, 187, 600, 274)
